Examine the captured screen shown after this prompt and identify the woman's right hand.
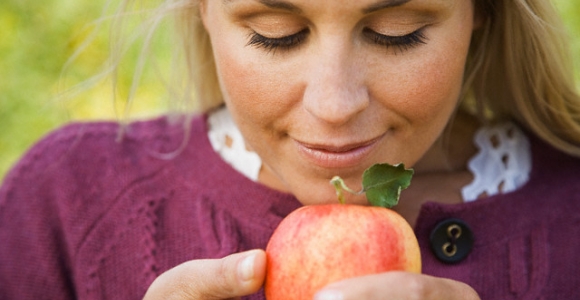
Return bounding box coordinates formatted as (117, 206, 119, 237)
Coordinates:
(143, 249, 266, 300)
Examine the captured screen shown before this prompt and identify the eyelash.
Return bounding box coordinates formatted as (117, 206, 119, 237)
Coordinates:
(247, 28, 428, 53)
(363, 28, 427, 53)
(247, 29, 310, 52)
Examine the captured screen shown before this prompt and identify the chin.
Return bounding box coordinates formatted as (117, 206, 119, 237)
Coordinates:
(293, 181, 369, 206)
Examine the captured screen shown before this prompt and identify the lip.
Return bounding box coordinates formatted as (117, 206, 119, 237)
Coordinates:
(294, 135, 384, 169)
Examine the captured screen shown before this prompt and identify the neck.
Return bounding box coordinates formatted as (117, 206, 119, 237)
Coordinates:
(413, 111, 480, 175)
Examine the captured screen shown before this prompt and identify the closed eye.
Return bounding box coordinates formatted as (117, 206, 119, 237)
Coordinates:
(247, 29, 310, 52)
(363, 27, 427, 53)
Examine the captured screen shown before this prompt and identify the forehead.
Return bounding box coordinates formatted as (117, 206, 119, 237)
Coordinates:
(223, 0, 412, 10)
(221, 0, 455, 15)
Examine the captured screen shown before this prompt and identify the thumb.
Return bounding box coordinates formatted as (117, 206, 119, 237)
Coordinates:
(143, 249, 266, 300)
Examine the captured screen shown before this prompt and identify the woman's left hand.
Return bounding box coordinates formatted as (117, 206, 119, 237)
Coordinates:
(313, 271, 480, 300)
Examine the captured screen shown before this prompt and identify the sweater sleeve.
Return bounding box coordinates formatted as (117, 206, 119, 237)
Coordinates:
(0, 124, 88, 299)
(0, 118, 189, 299)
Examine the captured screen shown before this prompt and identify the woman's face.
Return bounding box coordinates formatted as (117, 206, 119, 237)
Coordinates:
(201, 0, 478, 205)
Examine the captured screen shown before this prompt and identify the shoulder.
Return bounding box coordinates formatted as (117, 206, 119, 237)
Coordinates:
(0, 114, 214, 298)
(503, 133, 580, 229)
(0, 113, 210, 242)
(3, 114, 207, 183)
(529, 133, 580, 185)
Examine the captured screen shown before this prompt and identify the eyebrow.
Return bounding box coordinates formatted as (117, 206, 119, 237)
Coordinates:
(224, 0, 412, 14)
(258, 0, 302, 12)
(362, 0, 412, 13)
(224, 0, 302, 13)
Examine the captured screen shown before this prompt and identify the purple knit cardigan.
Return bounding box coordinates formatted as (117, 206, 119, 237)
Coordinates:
(1, 115, 579, 299)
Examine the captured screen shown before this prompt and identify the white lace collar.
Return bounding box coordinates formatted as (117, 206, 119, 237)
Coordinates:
(207, 107, 532, 202)
(461, 122, 532, 201)
(207, 107, 262, 181)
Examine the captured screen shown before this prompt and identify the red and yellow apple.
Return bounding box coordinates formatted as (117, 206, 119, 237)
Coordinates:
(264, 204, 421, 300)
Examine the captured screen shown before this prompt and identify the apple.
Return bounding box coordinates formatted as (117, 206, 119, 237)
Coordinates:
(264, 164, 420, 300)
(264, 204, 421, 299)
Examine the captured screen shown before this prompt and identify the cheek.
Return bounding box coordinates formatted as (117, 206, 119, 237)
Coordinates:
(410, 56, 465, 118)
(215, 48, 265, 116)
(213, 43, 299, 131)
(379, 38, 470, 127)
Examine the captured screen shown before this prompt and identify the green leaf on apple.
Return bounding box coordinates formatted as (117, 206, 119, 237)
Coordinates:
(330, 163, 414, 208)
(362, 163, 414, 208)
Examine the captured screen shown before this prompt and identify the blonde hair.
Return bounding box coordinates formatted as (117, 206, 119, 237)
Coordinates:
(67, 0, 221, 117)
(103, 0, 580, 155)
(464, 0, 580, 156)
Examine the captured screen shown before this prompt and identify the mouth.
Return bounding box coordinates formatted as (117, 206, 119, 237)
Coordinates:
(293, 135, 384, 169)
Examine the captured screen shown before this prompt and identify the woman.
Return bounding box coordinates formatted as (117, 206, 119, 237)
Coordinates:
(1, 0, 579, 299)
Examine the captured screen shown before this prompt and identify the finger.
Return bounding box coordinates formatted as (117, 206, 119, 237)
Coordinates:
(313, 271, 480, 300)
(143, 249, 266, 300)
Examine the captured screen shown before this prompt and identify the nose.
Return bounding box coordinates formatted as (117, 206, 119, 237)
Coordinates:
(302, 41, 369, 126)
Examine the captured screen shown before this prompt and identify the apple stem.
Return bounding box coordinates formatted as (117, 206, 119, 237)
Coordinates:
(330, 176, 364, 204)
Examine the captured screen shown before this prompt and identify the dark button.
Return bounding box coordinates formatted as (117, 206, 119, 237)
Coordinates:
(429, 218, 473, 264)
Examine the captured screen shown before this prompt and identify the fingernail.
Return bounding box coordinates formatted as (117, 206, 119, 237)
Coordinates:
(238, 252, 256, 282)
(314, 290, 344, 300)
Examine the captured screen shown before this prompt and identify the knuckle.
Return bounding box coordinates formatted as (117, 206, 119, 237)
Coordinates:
(214, 258, 238, 294)
(175, 258, 237, 299)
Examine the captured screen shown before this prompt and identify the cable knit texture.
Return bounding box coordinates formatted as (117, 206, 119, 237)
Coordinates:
(1, 115, 579, 299)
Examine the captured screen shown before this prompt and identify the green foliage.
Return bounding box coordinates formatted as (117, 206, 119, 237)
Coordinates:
(330, 163, 414, 208)
(0, 0, 169, 180)
(554, 0, 580, 86)
(0, 0, 83, 180)
(362, 163, 414, 208)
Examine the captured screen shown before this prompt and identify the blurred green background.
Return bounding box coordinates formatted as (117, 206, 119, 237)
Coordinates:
(1, 0, 579, 180)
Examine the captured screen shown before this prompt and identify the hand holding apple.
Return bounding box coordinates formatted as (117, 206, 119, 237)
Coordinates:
(265, 164, 421, 300)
